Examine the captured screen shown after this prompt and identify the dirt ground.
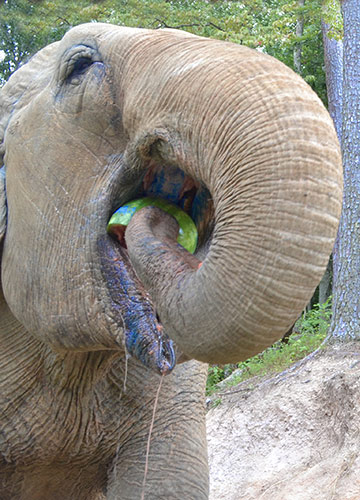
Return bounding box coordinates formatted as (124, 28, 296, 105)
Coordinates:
(207, 342, 360, 500)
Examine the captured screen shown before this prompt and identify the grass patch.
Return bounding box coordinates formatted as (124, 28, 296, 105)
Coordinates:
(206, 299, 331, 395)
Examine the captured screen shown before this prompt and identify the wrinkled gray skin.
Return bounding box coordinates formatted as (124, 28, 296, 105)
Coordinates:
(0, 24, 342, 499)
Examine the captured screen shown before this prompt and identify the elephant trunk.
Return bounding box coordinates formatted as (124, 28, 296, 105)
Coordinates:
(121, 37, 342, 364)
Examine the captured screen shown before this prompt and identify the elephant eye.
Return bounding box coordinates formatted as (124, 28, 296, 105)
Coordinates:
(68, 56, 93, 79)
(60, 45, 101, 86)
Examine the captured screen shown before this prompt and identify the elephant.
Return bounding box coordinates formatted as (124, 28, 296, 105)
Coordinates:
(0, 22, 342, 500)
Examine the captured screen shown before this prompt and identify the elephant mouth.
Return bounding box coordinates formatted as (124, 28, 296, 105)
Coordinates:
(100, 160, 213, 375)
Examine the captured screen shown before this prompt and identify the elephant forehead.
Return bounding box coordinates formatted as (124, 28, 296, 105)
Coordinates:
(60, 22, 199, 42)
(61, 22, 142, 41)
(57, 23, 169, 52)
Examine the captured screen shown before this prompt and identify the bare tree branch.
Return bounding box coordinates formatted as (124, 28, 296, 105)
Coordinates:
(153, 19, 225, 32)
(56, 17, 71, 26)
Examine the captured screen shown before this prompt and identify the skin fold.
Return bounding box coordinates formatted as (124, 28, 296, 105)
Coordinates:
(0, 23, 342, 499)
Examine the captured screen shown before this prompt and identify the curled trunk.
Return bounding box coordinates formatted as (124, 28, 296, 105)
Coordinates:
(121, 38, 342, 363)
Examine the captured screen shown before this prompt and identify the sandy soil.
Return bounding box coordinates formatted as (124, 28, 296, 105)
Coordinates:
(207, 342, 360, 500)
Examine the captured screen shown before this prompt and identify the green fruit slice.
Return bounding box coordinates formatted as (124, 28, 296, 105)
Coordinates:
(107, 197, 198, 254)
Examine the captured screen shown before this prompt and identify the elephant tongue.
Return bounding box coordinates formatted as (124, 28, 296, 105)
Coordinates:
(98, 235, 176, 375)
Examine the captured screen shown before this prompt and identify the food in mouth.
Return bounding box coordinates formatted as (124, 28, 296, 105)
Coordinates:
(107, 196, 198, 254)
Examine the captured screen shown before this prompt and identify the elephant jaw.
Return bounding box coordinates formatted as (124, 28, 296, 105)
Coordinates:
(100, 162, 212, 375)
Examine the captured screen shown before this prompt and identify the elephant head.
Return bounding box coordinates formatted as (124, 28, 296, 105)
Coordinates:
(0, 23, 342, 373)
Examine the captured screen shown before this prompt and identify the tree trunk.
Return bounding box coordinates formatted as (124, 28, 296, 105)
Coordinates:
(321, 19, 343, 142)
(321, 8, 343, 309)
(318, 257, 332, 305)
(294, 0, 305, 74)
(331, 0, 360, 339)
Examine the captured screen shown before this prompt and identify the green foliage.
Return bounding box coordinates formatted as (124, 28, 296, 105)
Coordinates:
(207, 365, 225, 390)
(207, 364, 239, 390)
(264, 0, 326, 101)
(206, 298, 332, 395)
(322, 0, 343, 40)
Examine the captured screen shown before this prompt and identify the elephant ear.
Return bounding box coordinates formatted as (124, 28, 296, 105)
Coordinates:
(0, 40, 60, 247)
